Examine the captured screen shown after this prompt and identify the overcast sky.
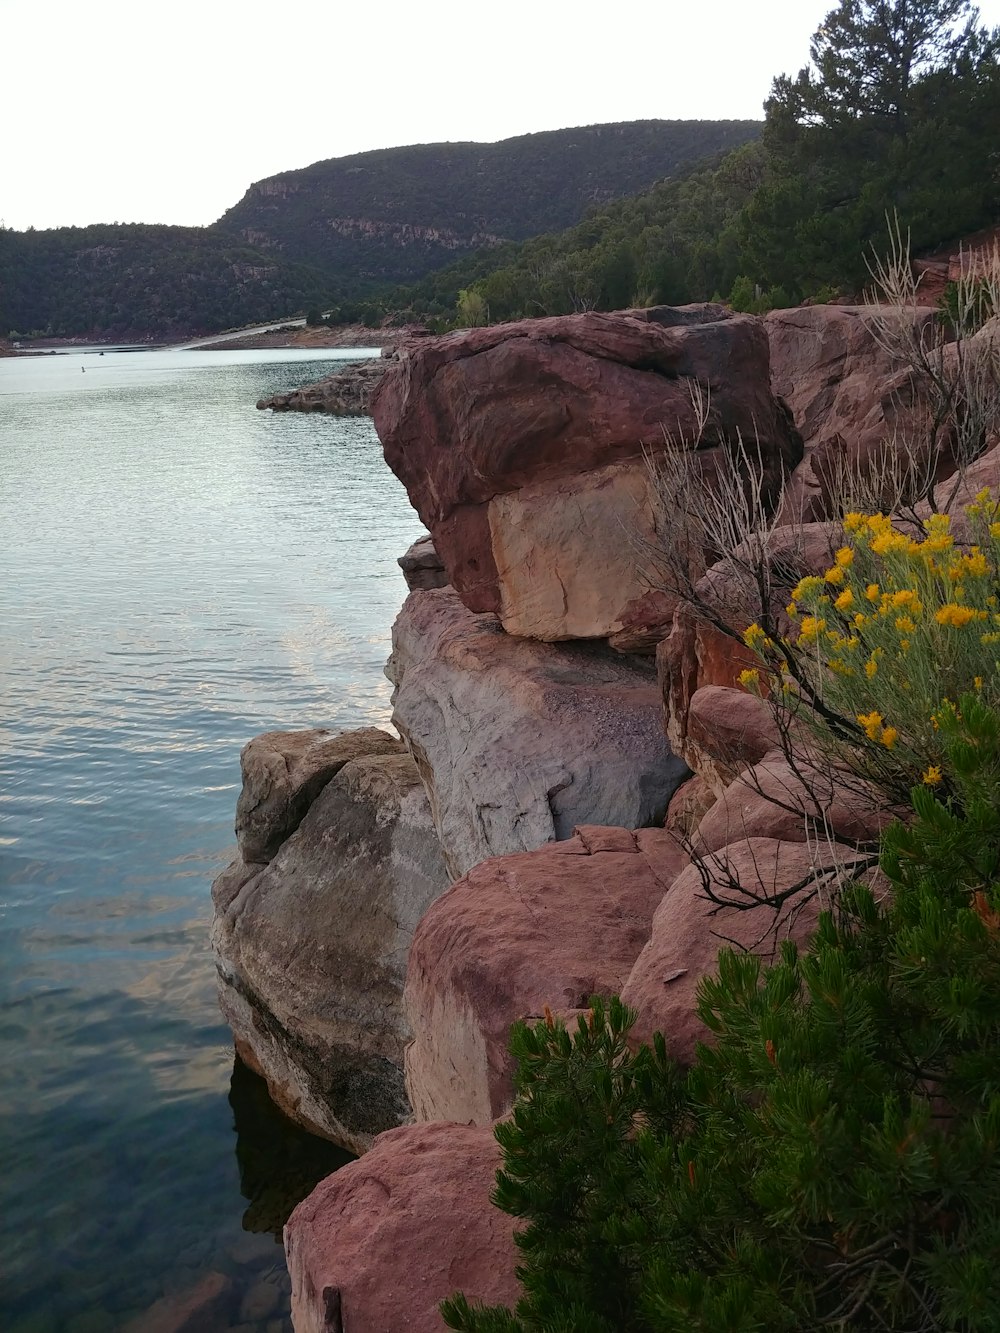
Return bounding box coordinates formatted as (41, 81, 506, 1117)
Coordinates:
(5, 0, 1000, 232)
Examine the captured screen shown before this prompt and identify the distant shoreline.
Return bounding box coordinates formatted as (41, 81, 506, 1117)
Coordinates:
(190, 325, 403, 352)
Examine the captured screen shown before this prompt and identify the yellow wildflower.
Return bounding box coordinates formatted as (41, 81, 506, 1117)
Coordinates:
(866, 584, 880, 602)
(954, 551, 990, 578)
(881, 726, 898, 750)
(738, 668, 759, 689)
(865, 658, 879, 679)
(853, 612, 868, 630)
(922, 765, 943, 786)
(829, 659, 855, 677)
(990, 523, 1000, 540)
(834, 588, 854, 612)
(891, 589, 918, 608)
(857, 710, 883, 741)
(895, 616, 916, 634)
(936, 603, 978, 628)
(870, 529, 914, 556)
(798, 615, 827, 644)
(834, 546, 855, 568)
(975, 676, 984, 690)
(843, 512, 866, 533)
(923, 534, 955, 555)
(791, 575, 824, 602)
(824, 564, 846, 586)
(743, 624, 768, 650)
(786, 601, 798, 618)
(900, 638, 911, 652)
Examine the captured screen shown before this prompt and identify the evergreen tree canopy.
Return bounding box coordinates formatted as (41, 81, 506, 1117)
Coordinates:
(767, 0, 983, 134)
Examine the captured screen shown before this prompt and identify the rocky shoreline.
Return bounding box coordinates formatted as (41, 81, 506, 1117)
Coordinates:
(210, 300, 999, 1331)
(256, 354, 389, 416)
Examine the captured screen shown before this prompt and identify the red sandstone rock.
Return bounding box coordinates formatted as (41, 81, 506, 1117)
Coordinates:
(285, 1122, 519, 1333)
(373, 309, 800, 640)
(693, 751, 892, 855)
(767, 304, 953, 524)
(686, 686, 780, 776)
(664, 774, 718, 839)
(388, 588, 689, 879)
(235, 726, 403, 864)
(657, 523, 844, 792)
(657, 607, 760, 794)
(607, 588, 679, 655)
(621, 838, 870, 1064)
(404, 824, 688, 1124)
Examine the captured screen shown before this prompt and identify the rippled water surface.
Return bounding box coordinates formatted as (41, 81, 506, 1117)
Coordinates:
(0, 348, 421, 1331)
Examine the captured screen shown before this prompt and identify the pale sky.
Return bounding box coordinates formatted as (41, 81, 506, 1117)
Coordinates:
(4, 0, 1000, 232)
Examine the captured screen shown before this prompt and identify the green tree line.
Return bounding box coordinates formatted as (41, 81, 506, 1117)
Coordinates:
(382, 0, 1000, 327)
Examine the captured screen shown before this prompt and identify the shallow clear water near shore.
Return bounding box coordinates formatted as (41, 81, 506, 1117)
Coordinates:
(0, 347, 420, 1331)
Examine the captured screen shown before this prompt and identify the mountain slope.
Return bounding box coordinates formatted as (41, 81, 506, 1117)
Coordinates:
(0, 224, 330, 340)
(213, 121, 762, 292)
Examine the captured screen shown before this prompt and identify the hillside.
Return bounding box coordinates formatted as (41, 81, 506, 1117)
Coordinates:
(212, 121, 762, 293)
(2, 121, 761, 340)
(0, 224, 330, 341)
(388, 14, 1000, 324)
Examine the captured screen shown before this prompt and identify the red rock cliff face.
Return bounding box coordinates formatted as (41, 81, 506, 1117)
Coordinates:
(372, 307, 802, 642)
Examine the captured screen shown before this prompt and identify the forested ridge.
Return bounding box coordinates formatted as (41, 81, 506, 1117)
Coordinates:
(383, 0, 1000, 326)
(1, 121, 759, 340)
(213, 121, 761, 291)
(0, 224, 331, 341)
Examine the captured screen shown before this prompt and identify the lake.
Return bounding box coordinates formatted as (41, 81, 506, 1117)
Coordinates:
(0, 347, 422, 1332)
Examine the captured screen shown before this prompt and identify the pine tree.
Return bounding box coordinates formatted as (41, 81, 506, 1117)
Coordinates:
(768, 0, 981, 136)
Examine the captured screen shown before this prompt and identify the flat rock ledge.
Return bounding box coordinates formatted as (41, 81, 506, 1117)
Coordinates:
(257, 357, 386, 415)
(212, 731, 450, 1154)
(285, 1122, 519, 1333)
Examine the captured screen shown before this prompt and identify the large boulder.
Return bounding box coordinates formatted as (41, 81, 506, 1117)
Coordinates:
(766, 304, 951, 523)
(404, 824, 689, 1124)
(621, 837, 872, 1064)
(285, 1122, 519, 1333)
(235, 726, 403, 864)
(212, 751, 449, 1154)
(387, 588, 690, 878)
(373, 309, 801, 641)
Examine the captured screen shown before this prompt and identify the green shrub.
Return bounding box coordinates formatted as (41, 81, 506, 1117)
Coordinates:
(442, 698, 1000, 1332)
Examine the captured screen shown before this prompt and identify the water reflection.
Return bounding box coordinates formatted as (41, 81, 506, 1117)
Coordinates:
(229, 1058, 353, 1239)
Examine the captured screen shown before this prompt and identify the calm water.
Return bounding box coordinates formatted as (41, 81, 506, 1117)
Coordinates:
(0, 348, 421, 1331)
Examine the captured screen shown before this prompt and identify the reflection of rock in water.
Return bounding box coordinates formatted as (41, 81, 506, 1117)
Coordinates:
(229, 1057, 353, 1237)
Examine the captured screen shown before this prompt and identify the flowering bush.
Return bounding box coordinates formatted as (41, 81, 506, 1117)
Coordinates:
(739, 495, 1000, 802)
